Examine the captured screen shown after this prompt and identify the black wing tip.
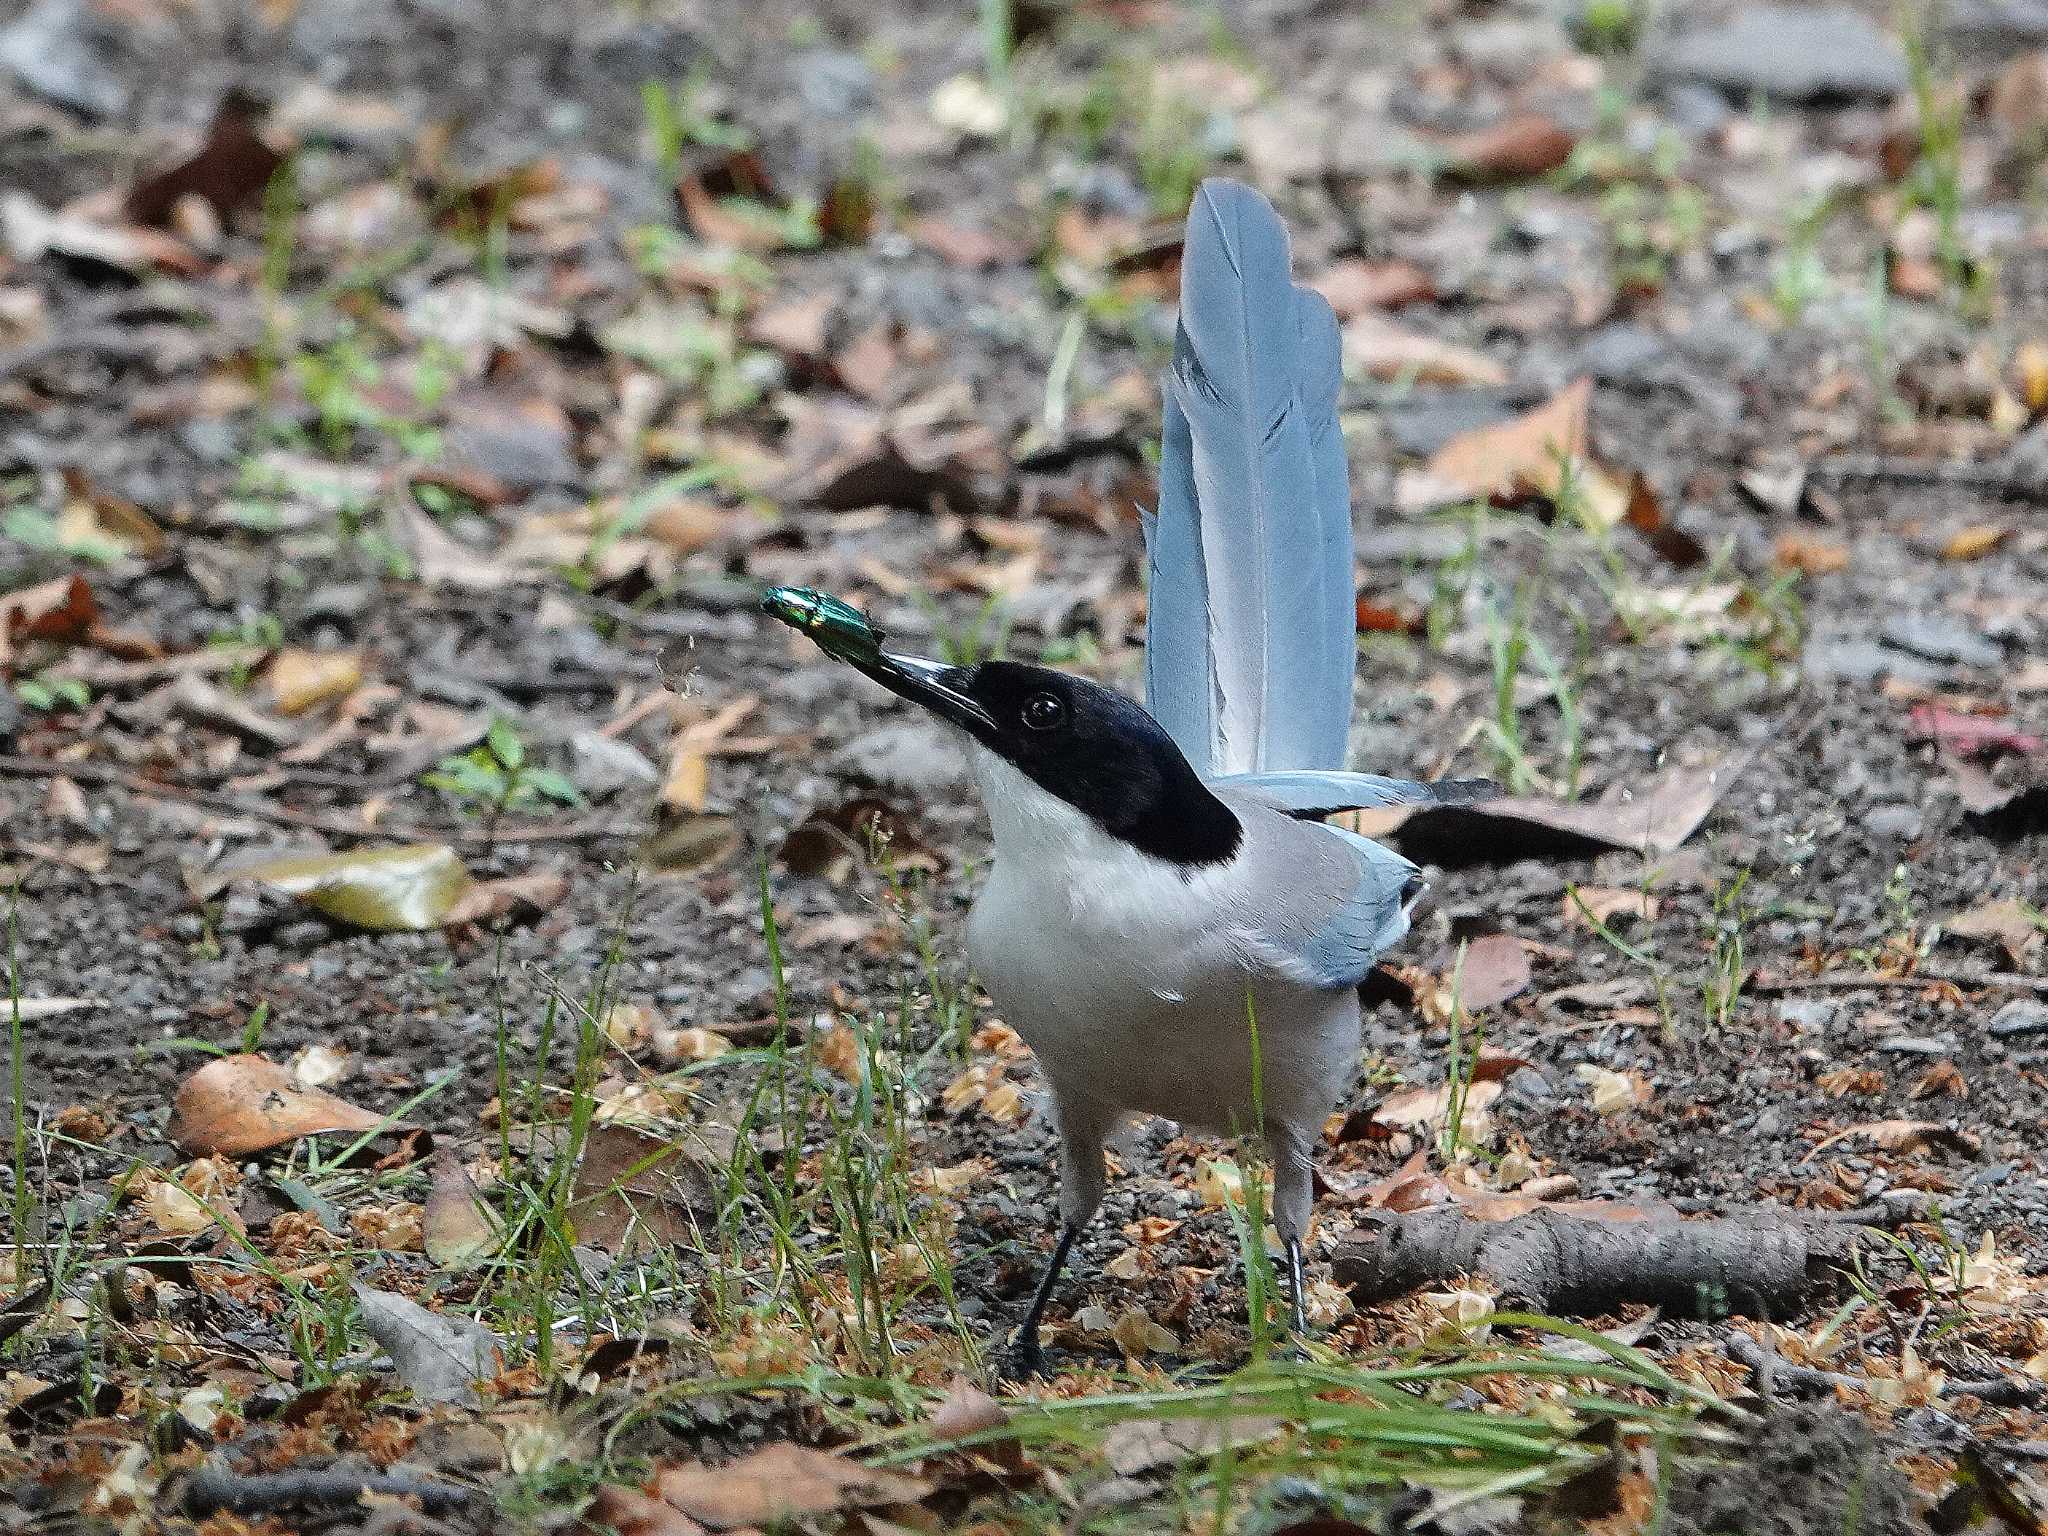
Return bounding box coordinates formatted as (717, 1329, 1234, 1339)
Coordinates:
(1425, 778, 1500, 805)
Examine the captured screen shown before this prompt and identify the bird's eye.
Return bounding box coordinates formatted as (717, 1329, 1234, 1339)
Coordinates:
(1021, 693, 1066, 731)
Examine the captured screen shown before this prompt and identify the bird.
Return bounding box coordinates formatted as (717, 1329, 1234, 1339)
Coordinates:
(763, 178, 1489, 1370)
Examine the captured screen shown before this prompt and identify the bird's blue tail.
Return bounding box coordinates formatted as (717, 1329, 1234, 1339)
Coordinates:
(1141, 178, 1354, 779)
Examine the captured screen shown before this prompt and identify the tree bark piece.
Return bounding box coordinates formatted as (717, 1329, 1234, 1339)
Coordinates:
(1335, 1206, 1852, 1316)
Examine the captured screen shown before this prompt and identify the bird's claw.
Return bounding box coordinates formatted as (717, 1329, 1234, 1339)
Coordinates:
(991, 1332, 1046, 1383)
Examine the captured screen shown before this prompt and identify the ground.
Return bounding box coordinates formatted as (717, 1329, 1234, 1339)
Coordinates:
(2, 0, 2048, 1530)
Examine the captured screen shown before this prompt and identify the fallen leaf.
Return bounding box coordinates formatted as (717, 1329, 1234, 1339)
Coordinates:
(1990, 49, 2048, 141)
(1109, 1306, 1178, 1357)
(569, 1123, 712, 1254)
(290, 1042, 347, 1089)
(1451, 932, 1532, 1011)
(649, 1443, 931, 1532)
(1312, 257, 1435, 317)
(1942, 524, 2010, 561)
(0, 190, 200, 276)
(228, 844, 474, 931)
(0, 574, 96, 667)
(144, 1178, 222, 1237)
(171, 672, 300, 749)
(1772, 532, 1851, 575)
(1565, 887, 1661, 928)
(1943, 898, 2043, 966)
(1418, 1286, 1497, 1340)
(1436, 115, 1577, 182)
(423, 1148, 502, 1269)
(747, 291, 832, 362)
(928, 1376, 1010, 1441)
(1193, 1155, 1244, 1208)
(1908, 1060, 1967, 1101)
(1102, 1415, 1284, 1477)
(905, 215, 1028, 269)
(652, 1026, 733, 1064)
(266, 649, 363, 715)
(167, 1053, 386, 1156)
(1402, 377, 1628, 526)
(1362, 749, 1754, 868)
(1373, 1079, 1503, 1135)
(815, 1020, 864, 1085)
(1805, 1119, 1981, 1161)
(1622, 474, 1708, 568)
(442, 871, 570, 928)
(2014, 340, 2048, 414)
(661, 750, 709, 813)
(1574, 1064, 1651, 1116)
(1343, 313, 1505, 388)
(352, 1283, 501, 1406)
(1907, 704, 2042, 759)
(929, 72, 1008, 138)
(584, 1483, 710, 1536)
(638, 815, 739, 874)
(124, 89, 287, 226)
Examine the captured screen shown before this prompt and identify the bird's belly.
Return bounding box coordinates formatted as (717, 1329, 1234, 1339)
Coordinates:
(966, 874, 1357, 1133)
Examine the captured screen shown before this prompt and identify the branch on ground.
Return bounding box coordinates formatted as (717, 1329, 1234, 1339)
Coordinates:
(1334, 1205, 1869, 1316)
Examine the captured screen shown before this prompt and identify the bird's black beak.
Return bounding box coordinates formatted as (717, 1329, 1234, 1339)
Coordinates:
(852, 651, 996, 737)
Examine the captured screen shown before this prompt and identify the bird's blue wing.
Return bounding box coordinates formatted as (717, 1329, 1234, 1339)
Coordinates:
(1277, 826, 1420, 990)
(1148, 179, 1356, 776)
(1213, 770, 1497, 818)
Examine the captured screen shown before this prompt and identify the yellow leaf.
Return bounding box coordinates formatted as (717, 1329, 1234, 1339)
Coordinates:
(1575, 1063, 1648, 1116)
(267, 648, 364, 714)
(1942, 524, 2009, 561)
(2016, 339, 2048, 412)
(1193, 1156, 1243, 1209)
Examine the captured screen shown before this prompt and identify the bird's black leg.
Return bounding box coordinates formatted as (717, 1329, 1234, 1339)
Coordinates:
(1004, 1222, 1080, 1377)
(1285, 1236, 1309, 1340)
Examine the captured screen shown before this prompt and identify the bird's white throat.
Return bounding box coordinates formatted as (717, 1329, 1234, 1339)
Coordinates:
(966, 746, 1243, 891)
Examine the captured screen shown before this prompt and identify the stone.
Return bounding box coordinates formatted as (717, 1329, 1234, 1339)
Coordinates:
(792, 50, 877, 120)
(569, 730, 659, 797)
(1652, 5, 1908, 103)
(1879, 612, 2001, 669)
(1988, 999, 2048, 1038)
(0, 0, 131, 117)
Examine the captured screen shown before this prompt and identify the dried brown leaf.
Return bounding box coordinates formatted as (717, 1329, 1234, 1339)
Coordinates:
(648, 1443, 931, 1531)
(1437, 115, 1577, 183)
(1942, 898, 2043, 967)
(1361, 750, 1753, 868)
(569, 1123, 713, 1254)
(423, 1148, 501, 1269)
(168, 1053, 386, 1156)
(1452, 933, 1533, 1011)
(125, 90, 287, 226)
(1566, 887, 1661, 929)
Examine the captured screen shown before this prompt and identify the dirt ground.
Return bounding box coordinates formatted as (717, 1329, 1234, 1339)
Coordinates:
(4, 0, 2048, 1530)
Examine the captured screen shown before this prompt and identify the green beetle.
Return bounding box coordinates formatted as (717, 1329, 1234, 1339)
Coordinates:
(759, 586, 887, 667)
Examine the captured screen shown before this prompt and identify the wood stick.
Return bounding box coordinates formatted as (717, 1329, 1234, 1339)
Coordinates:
(0, 753, 639, 848)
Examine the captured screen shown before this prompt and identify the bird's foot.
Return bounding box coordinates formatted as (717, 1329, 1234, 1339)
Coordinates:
(990, 1331, 1047, 1384)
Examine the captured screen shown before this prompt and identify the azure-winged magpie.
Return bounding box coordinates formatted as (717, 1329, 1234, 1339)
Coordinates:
(765, 180, 1489, 1369)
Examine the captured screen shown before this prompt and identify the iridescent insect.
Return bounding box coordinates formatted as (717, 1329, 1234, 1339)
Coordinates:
(759, 586, 886, 666)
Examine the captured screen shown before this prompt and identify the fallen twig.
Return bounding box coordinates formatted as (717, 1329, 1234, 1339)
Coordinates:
(1334, 1205, 1865, 1316)
(180, 1462, 473, 1515)
(1727, 1333, 2045, 1409)
(1725, 1332, 1848, 1398)
(1750, 969, 2048, 999)
(0, 753, 640, 848)
(1807, 453, 2048, 504)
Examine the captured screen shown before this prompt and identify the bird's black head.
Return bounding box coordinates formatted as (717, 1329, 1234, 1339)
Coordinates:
(858, 655, 1242, 868)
